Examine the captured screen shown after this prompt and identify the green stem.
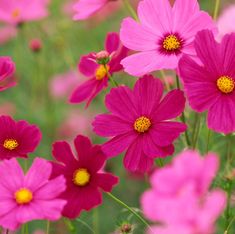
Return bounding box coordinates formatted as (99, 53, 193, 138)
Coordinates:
(226, 215, 235, 233)
(176, 75, 191, 147)
(160, 70, 170, 91)
(46, 221, 50, 234)
(192, 115, 201, 149)
(213, 0, 220, 20)
(123, 0, 139, 21)
(63, 218, 76, 234)
(156, 158, 164, 167)
(107, 193, 151, 230)
(225, 180, 233, 232)
(93, 208, 99, 234)
(76, 218, 95, 234)
(205, 129, 211, 153)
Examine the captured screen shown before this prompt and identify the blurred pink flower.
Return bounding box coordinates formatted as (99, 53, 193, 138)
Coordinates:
(50, 70, 85, 99)
(0, 102, 16, 116)
(217, 5, 235, 38)
(73, 0, 120, 21)
(0, 0, 50, 25)
(0, 25, 17, 45)
(29, 38, 42, 53)
(141, 150, 226, 234)
(57, 109, 95, 140)
(0, 57, 16, 92)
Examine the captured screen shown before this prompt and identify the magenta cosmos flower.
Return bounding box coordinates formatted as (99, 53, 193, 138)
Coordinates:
(0, 115, 42, 160)
(50, 135, 118, 218)
(73, 0, 119, 20)
(179, 30, 235, 134)
(0, 57, 16, 91)
(70, 32, 128, 107)
(0, 158, 66, 230)
(93, 75, 187, 173)
(120, 0, 216, 76)
(0, 0, 49, 25)
(141, 151, 226, 234)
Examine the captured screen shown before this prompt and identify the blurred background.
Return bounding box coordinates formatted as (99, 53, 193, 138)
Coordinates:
(0, 0, 234, 233)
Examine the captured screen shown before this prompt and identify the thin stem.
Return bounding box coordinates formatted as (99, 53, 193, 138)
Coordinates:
(213, 0, 220, 20)
(225, 180, 233, 232)
(105, 66, 119, 87)
(76, 218, 95, 234)
(226, 215, 235, 233)
(46, 221, 50, 234)
(123, 0, 139, 21)
(205, 129, 211, 153)
(160, 70, 170, 91)
(192, 115, 201, 149)
(93, 208, 99, 234)
(156, 158, 164, 167)
(107, 193, 152, 231)
(176, 75, 191, 147)
(63, 218, 76, 234)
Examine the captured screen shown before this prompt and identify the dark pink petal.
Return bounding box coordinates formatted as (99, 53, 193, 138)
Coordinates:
(220, 33, 235, 77)
(153, 90, 186, 121)
(34, 175, 65, 199)
(137, 0, 172, 33)
(208, 95, 235, 134)
(50, 162, 66, 178)
(133, 75, 163, 116)
(194, 30, 222, 75)
(150, 122, 187, 147)
(92, 114, 132, 137)
(0, 57, 15, 82)
(69, 78, 97, 104)
(124, 137, 153, 173)
(142, 134, 175, 158)
(179, 55, 219, 112)
(120, 17, 159, 51)
(105, 86, 138, 121)
(0, 158, 24, 192)
(74, 135, 106, 172)
(78, 54, 98, 77)
(102, 132, 137, 158)
(25, 158, 52, 191)
(94, 173, 119, 192)
(85, 77, 108, 108)
(52, 141, 77, 165)
(105, 32, 120, 54)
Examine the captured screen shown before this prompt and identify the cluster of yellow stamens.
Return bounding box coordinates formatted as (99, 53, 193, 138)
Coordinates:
(217, 76, 235, 94)
(95, 65, 110, 80)
(134, 116, 151, 133)
(3, 139, 19, 150)
(163, 35, 181, 51)
(12, 9, 20, 19)
(15, 188, 33, 205)
(73, 168, 90, 186)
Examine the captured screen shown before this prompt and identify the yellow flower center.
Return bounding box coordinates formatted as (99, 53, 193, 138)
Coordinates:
(163, 35, 181, 51)
(134, 116, 151, 133)
(12, 9, 20, 19)
(95, 65, 110, 80)
(73, 168, 90, 186)
(15, 188, 33, 205)
(3, 139, 19, 150)
(217, 76, 235, 94)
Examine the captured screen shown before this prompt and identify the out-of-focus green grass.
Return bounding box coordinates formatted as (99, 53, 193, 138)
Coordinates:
(0, 0, 234, 233)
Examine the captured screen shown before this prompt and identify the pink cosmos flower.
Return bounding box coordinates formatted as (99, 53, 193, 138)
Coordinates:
(0, 157, 66, 230)
(69, 32, 128, 107)
(50, 135, 118, 218)
(0, 115, 42, 160)
(0, 0, 49, 25)
(179, 30, 235, 134)
(92, 75, 187, 173)
(217, 5, 235, 38)
(120, 0, 216, 76)
(0, 57, 16, 92)
(141, 150, 226, 234)
(73, 0, 119, 21)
